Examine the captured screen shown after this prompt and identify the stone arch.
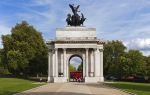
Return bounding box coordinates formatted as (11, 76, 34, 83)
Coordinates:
(68, 54, 83, 62)
(68, 54, 83, 82)
(68, 54, 83, 72)
(67, 52, 84, 68)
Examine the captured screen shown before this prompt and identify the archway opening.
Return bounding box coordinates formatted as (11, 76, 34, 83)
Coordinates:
(69, 55, 83, 82)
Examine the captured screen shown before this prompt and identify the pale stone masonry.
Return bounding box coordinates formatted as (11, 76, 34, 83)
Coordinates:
(46, 26, 105, 83)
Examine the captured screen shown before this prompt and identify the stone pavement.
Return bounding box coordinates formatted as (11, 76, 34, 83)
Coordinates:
(16, 83, 130, 95)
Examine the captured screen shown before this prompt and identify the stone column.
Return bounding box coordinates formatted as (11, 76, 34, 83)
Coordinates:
(61, 54, 63, 76)
(47, 50, 52, 82)
(82, 53, 85, 77)
(66, 57, 69, 79)
(94, 48, 100, 77)
(94, 48, 97, 77)
(86, 48, 89, 77)
(55, 48, 58, 77)
(100, 49, 104, 81)
(90, 49, 94, 77)
(52, 50, 55, 77)
(63, 48, 67, 77)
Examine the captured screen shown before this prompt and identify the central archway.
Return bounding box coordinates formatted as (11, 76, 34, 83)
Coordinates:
(69, 54, 83, 82)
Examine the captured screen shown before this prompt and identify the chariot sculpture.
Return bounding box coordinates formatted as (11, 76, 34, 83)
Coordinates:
(66, 4, 86, 26)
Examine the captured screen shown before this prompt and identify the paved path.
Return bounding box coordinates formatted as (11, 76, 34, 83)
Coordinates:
(16, 83, 130, 95)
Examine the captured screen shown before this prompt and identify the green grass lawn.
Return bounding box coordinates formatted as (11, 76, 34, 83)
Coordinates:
(107, 81, 150, 95)
(0, 78, 44, 95)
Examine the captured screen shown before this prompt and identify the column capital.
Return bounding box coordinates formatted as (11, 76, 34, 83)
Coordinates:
(63, 48, 67, 51)
(100, 49, 104, 52)
(54, 48, 58, 51)
(48, 52, 51, 56)
(48, 49, 53, 52)
(94, 48, 103, 52)
(85, 48, 89, 51)
(93, 48, 98, 51)
(51, 49, 55, 53)
(93, 48, 100, 52)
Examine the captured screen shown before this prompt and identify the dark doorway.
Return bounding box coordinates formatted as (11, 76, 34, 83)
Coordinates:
(69, 55, 83, 82)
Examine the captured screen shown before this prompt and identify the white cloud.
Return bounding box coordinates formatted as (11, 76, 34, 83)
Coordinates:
(32, 0, 54, 6)
(124, 38, 150, 56)
(0, 24, 10, 35)
(1, 0, 150, 55)
(80, 0, 150, 40)
(0, 24, 11, 48)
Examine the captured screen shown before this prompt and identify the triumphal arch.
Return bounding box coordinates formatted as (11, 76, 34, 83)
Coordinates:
(46, 4, 104, 83)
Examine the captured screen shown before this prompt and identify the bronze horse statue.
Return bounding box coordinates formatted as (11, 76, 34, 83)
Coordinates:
(66, 4, 86, 26)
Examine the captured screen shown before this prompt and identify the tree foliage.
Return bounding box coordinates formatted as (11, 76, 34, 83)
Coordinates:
(69, 64, 76, 72)
(104, 40, 126, 76)
(77, 64, 82, 71)
(0, 21, 149, 79)
(2, 21, 48, 75)
(104, 40, 148, 79)
(143, 56, 150, 76)
(126, 50, 146, 75)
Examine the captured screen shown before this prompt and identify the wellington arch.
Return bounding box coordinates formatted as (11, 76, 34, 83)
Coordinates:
(46, 4, 105, 83)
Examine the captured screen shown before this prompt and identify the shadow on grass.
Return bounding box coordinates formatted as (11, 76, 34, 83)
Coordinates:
(106, 82, 150, 92)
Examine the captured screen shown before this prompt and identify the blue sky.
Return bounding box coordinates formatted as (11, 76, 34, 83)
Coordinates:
(0, 0, 150, 56)
(70, 56, 82, 70)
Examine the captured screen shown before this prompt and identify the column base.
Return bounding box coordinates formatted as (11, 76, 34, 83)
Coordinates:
(47, 77, 54, 83)
(85, 77, 104, 83)
(54, 77, 68, 83)
(99, 76, 104, 82)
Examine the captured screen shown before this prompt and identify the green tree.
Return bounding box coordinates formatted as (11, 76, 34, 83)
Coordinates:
(144, 56, 150, 76)
(7, 50, 28, 75)
(0, 49, 3, 67)
(125, 50, 146, 76)
(104, 40, 126, 77)
(144, 56, 150, 77)
(2, 21, 48, 75)
(118, 50, 146, 77)
(0, 49, 9, 75)
(69, 64, 76, 72)
(77, 64, 82, 71)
